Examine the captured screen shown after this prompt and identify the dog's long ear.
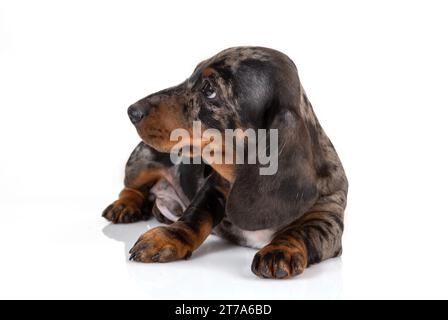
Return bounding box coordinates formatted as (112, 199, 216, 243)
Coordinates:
(226, 56, 326, 230)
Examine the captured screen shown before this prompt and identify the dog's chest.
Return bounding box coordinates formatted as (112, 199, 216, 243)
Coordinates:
(238, 228, 276, 249)
(150, 166, 276, 249)
(213, 219, 276, 249)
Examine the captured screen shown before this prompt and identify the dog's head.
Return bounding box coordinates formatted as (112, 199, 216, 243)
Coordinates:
(128, 47, 328, 230)
(128, 47, 300, 149)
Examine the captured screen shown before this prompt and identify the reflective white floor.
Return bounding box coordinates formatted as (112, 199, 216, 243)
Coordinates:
(0, 201, 344, 299)
(1, 199, 448, 299)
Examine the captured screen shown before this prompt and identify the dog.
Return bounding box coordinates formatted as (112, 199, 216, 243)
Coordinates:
(103, 47, 348, 279)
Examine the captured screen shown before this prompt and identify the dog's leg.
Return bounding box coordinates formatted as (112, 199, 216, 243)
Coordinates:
(103, 142, 172, 223)
(251, 191, 346, 279)
(129, 173, 227, 262)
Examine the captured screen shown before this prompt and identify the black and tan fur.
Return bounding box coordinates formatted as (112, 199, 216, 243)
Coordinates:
(103, 47, 348, 279)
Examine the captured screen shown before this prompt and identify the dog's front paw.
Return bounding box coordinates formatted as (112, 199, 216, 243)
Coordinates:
(251, 245, 307, 279)
(102, 199, 149, 224)
(129, 226, 193, 263)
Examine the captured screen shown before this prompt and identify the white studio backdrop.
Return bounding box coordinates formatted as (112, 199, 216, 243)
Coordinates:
(1, 0, 448, 299)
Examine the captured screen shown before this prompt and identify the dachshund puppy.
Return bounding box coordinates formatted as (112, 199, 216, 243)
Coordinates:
(103, 47, 348, 279)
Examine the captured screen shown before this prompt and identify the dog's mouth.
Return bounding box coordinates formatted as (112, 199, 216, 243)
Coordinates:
(135, 126, 164, 138)
(142, 131, 163, 139)
(135, 126, 175, 152)
(139, 132, 165, 144)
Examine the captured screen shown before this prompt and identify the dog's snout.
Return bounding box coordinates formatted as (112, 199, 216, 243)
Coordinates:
(128, 104, 146, 125)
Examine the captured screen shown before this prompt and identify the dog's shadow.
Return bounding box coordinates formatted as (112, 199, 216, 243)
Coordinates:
(102, 219, 235, 262)
(102, 221, 150, 258)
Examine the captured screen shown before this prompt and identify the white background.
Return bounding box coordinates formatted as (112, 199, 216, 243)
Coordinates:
(1, 0, 448, 299)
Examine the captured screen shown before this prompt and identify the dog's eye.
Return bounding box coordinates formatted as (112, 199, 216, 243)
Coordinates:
(201, 81, 216, 99)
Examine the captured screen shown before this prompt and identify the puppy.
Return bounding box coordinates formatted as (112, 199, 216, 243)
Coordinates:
(103, 47, 348, 279)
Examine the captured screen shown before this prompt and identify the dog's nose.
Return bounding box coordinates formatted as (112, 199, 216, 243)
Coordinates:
(128, 104, 146, 125)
